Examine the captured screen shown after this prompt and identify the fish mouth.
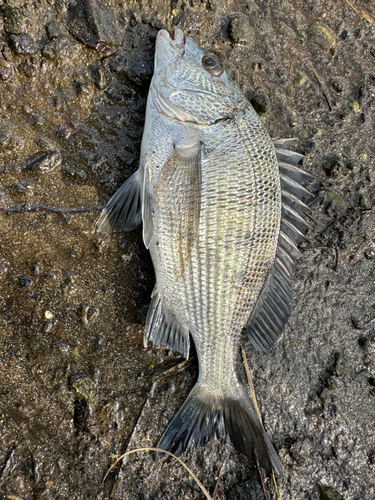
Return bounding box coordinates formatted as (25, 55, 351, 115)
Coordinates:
(158, 27, 185, 55)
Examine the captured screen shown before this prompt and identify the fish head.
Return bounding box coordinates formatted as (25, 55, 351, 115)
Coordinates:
(151, 28, 247, 125)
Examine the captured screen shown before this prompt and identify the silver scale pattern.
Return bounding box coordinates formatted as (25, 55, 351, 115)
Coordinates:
(154, 105, 281, 392)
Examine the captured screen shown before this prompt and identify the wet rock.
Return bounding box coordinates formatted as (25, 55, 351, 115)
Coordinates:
(42, 34, 81, 60)
(67, 0, 122, 53)
(0, 59, 13, 81)
(332, 78, 345, 93)
(250, 93, 269, 114)
(320, 486, 343, 500)
(45, 21, 64, 40)
(62, 164, 87, 179)
(9, 33, 38, 55)
(19, 276, 33, 288)
(22, 151, 61, 172)
(72, 373, 98, 405)
(307, 24, 336, 51)
(89, 65, 107, 89)
(1, 6, 31, 34)
(228, 16, 254, 45)
(18, 59, 37, 78)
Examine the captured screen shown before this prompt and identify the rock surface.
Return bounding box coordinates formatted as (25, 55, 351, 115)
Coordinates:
(0, 0, 375, 499)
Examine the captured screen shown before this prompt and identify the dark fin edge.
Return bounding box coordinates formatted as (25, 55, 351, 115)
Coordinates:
(144, 288, 190, 359)
(96, 170, 142, 233)
(158, 383, 283, 477)
(246, 140, 314, 354)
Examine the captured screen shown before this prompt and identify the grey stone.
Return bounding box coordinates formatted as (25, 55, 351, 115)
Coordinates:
(229, 16, 254, 45)
(67, 0, 122, 53)
(9, 33, 38, 55)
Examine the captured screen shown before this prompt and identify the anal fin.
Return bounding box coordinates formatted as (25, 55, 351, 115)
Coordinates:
(145, 288, 190, 359)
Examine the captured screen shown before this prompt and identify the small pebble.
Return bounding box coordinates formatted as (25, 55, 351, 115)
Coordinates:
(228, 17, 254, 45)
(351, 101, 361, 113)
(320, 486, 343, 500)
(72, 374, 98, 405)
(364, 246, 375, 259)
(332, 78, 345, 93)
(44, 310, 53, 320)
(19, 276, 33, 287)
(307, 24, 336, 50)
(9, 33, 38, 55)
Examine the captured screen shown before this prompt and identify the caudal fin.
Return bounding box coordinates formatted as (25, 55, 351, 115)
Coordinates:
(158, 383, 283, 477)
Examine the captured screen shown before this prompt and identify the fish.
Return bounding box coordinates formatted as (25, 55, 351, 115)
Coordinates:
(97, 27, 314, 476)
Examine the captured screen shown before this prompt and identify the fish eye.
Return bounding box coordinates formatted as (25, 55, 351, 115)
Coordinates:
(202, 54, 224, 77)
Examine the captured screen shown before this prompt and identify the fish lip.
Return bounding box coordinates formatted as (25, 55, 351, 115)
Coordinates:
(157, 28, 185, 55)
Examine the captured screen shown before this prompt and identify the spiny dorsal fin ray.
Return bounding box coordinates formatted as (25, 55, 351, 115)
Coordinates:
(275, 148, 305, 166)
(246, 139, 314, 354)
(278, 161, 317, 184)
(144, 288, 190, 358)
(282, 190, 312, 215)
(282, 204, 312, 233)
(281, 219, 310, 245)
(272, 137, 298, 149)
(280, 174, 314, 201)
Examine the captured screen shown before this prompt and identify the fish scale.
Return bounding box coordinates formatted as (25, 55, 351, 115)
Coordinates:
(97, 28, 315, 476)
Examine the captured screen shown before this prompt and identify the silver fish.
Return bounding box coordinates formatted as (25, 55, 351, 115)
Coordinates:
(98, 27, 314, 476)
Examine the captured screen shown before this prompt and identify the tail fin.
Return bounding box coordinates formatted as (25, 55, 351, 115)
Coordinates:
(158, 383, 283, 477)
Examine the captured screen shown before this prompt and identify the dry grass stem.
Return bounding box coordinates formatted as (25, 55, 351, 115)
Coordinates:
(345, 0, 373, 23)
(212, 459, 226, 500)
(103, 447, 213, 500)
(241, 347, 262, 422)
(272, 473, 282, 500)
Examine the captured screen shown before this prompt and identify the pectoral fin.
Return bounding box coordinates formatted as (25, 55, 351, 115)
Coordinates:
(155, 143, 202, 278)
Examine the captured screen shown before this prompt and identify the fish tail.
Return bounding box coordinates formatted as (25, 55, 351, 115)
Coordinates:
(158, 382, 283, 477)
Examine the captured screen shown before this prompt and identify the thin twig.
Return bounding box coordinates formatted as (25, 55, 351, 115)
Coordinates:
(332, 245, 339, 271)
(304, 212, 325, 228)
(0, 204, 104, 215)
(241, 347, 262, 422)
(307, 65, 333, 112)
(257, 467, 269, 500)
(148, 357, 195, 379)
(102, 447, 213, 500)
(212, 459, 226, 500)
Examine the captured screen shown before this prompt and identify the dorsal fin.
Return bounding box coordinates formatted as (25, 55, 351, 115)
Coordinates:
(246, 140, 315, 354)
